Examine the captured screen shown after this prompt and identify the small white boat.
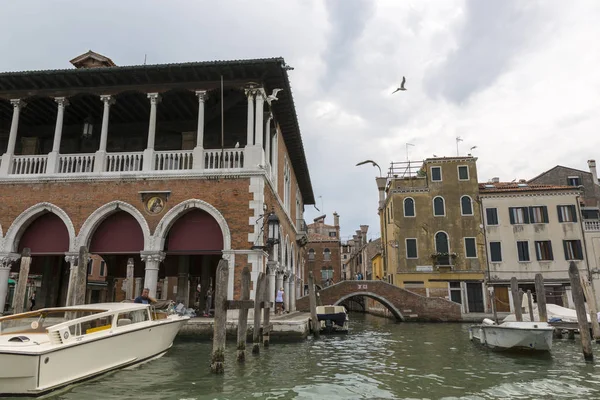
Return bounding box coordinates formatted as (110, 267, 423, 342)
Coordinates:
(469, 318, 554, 351)
(0, 302, 189, 396)
(316, 305, 349, 334)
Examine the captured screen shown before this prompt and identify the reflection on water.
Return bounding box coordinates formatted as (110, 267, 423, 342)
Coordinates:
(39, 314, 600, 400)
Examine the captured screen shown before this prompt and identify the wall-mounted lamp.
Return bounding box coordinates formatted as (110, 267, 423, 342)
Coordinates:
(82, 117, 93, 139)
(267, 211, 280, 246)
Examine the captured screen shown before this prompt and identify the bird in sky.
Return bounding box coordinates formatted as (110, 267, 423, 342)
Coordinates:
(356, 160, 382, 176)
(392, 77, 407, 94)
(266, 88, 283, 104)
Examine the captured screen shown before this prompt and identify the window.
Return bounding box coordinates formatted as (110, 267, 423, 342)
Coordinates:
(557, 205, 577, 222)
(529, 206, 549, 223)
(567, 176, 580, 186)
(535, 241, 553, 261)
(323, 249, 331, 261)
(431, 166, 442, 181)
(461, 196, 473, 216)
(404, 198, 415, 217)
(509, 207, 529, 224)
(449, 282, 462, 304)
(328, 231, 337, 237)
(563, 240, 584, 260)
(490, 242, 502, 262)
(87, 259, 93, 276)
(406, 238, 418, 259)
(433, 196, 445, 216)
(458, 166, 469, 180)
(486, 208, 499, 225)
(308, 249, 315, 260)
(321, 268, 333, 282)
(517, 241, 530, 262)
(100, 261, 106, 277)
(582, 208, 600, 220)
(464, 238, 477, 258)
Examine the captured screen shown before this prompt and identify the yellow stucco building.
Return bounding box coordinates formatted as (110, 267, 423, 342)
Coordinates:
(376, 156, 487, 313)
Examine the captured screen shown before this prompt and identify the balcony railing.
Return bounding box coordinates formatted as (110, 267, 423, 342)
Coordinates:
(11, 155, 48, 175)
(1, 147, 256, 178)
(584, 220, 600, 232)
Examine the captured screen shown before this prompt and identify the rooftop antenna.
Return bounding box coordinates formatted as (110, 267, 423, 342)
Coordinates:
(404, 143, 415, 177)
(144, 54, 147, 65)
(456, 136, 463, 156)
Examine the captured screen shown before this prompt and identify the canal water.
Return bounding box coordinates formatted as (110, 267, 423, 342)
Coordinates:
(43, 314, 600, 400)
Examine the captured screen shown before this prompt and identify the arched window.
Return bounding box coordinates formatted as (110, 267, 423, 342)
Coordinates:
(404, 198, 415, 217)
(435, 231, 450, 266)
(461, 195, 473, 215)
(433, 196, 445, 216)
(308, 248, 315, 260)
(324, 248, 331, 261)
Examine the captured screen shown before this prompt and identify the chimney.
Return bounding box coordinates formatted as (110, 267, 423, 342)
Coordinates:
(589, 160, 598, 185)
(492, 177, 500, 183)
(333, 212, 340, 227)
(376, 177, 387, 210)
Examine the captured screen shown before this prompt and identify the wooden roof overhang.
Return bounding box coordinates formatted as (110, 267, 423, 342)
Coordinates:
(0, 58, 314, 204)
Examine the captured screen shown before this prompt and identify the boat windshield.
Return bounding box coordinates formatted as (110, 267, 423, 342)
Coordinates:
(0, 310, 105, 336)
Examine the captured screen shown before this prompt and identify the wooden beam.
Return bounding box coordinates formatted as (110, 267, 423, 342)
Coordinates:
(227, 299, 255, 310)
(568, 262, 593, 361)
(534, 274, 548, 322)
(237, 267, 250, 363)
(210, 258, 229, 374)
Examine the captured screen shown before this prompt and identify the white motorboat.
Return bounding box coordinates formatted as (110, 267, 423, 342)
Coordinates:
(0, 302, 189, 396)
(469, 318, 554, 351)
(316, 305, 349, 334)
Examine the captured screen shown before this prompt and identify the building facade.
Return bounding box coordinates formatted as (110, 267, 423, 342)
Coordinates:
(377, 157, 487, 313)
(305, 213, 341, 290)
(479, 181, 592, 311)
(0, 51, 313, 314)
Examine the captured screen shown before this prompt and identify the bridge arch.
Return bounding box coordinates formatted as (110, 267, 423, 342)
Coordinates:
(335, 291, 405, 321)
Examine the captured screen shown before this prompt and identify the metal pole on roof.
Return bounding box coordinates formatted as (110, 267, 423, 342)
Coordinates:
(220, 75, 224, 167)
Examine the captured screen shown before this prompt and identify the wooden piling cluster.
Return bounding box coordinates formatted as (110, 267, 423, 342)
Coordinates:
(210, 261, 273, 374)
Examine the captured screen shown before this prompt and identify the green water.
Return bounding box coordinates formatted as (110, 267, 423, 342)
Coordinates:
(43, 314, 600, 399)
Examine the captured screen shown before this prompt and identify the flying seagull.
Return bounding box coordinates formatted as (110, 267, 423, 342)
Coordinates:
(356, 160, 382, 177)
(392, 77, 407, 94)
(266, 88, 283, 104)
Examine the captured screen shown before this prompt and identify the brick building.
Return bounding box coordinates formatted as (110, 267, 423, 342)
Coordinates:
(376, 157, 486, 313)
(0, 51, 313, 314)
(305, 213, 341, 289)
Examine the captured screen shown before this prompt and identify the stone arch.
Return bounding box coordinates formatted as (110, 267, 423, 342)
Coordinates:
(3, 202, 76, 253)
(78, 201, 151, 250)
(335, 292, 405, 321)
(153, 199, 231, 252)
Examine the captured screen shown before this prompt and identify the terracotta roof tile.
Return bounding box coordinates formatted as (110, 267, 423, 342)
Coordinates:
(479, 182, 579, 193)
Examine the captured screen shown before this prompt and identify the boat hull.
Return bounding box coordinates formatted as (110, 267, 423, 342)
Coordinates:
(469, 322, 553, 351)
(0, 317, 187, 396)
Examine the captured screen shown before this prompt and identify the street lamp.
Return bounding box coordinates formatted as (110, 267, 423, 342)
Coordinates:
(82, 117, 93, 139)
(267, 211, 280, 246)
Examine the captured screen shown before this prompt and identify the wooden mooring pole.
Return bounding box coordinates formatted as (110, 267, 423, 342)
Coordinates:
(308, 272, 320, 339)
(12, 248, 31, 315)
(568, 262, 593, 361)
(74, 246, 89, 306)
(534, 274, 548, 322)
(510, 277, 522, 322)
(210, 259, 229, 374)
(262, 273, 271, 347)
(236, 267, 250, 363)
(580, 275, 600, 342)
(527, 290, 534, 321)
(252, 272, 265, 354)
(490, 286, 499, 324)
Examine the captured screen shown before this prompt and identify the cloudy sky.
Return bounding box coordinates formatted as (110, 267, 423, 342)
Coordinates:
(1, 0, 599, 240)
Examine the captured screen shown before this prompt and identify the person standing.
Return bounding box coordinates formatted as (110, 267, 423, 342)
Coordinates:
(29, 291, 36, 311)
(275, 287, 284, 314)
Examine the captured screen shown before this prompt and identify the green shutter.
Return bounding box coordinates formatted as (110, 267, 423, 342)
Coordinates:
(571, 205, 578, 222)
(509, 208, 515, 224)
(542, 206, 549, 223)
(563, 240, 569, 260)
(557, 205, 563, 222)
(576, 240, 583, 260)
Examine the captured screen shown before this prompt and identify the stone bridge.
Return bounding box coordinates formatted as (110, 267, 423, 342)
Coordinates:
(296, 280, 462, 322)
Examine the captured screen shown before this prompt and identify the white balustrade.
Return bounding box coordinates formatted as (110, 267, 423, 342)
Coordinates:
(58, 154, 95, 174)
(154, 150, 193, 171)
(10, 155, 48, 175)
(204, 149, 244, 170)
(105, 152, 143, 172)
(584, 220, 600, 231)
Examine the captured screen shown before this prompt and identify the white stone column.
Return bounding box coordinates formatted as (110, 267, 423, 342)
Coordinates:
(47, 97, 69, 173)
(254, 90, 265, 147)
(64, 254, 78, 307)
(193, 90, 208, 170)
(0, 99, 26, 176)
(245, 89, 255, 146)
(268, 262, 276, 310)
(142, 251, 165, 299)
(0, 256, 16, 315)
(283, 274, 290, 312)
(94, 95, 115, 173)
(265, 113, 273, 166)
(290, 274, 296, 312)
(126, 258, 135, 300)
(162, 277, 169, 300)
(143, 93, 161, 171)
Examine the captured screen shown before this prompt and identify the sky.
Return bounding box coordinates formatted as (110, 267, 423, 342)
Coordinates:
(1, 0, 599, 241)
